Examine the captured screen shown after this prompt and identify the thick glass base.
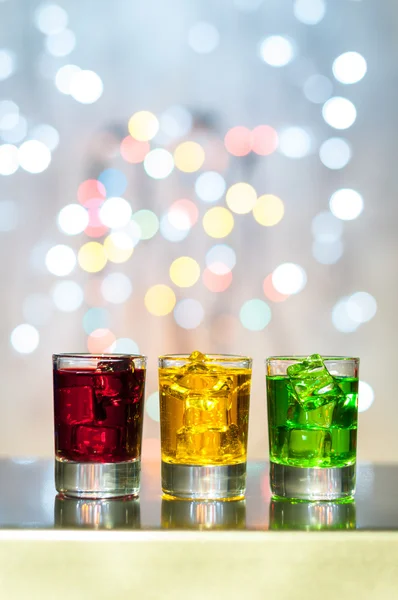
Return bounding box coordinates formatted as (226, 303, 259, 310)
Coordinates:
(161, 461, 246, 500)
(54, 494, 141, 529)
(270, 462, 356, 501)
(161, 497, 246, 529)
(55, 458, 140, 498)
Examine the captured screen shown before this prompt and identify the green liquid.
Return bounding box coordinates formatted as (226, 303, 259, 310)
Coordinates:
(267, 375, 358, 468)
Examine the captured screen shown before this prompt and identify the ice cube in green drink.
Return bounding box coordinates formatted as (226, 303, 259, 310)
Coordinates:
(287, 354, 343, 411)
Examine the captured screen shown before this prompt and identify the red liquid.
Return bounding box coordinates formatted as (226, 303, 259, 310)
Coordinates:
(53, 367, 145, 463)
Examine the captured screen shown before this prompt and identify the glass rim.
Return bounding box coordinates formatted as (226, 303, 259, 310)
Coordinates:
(53, 353, 147, 361)
(159, 353, 252, 367)
(266, 355, 359, 364)
(159, 353, 251, 360)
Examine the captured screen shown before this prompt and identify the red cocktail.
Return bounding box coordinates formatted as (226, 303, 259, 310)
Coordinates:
(53, 354, 146, 498)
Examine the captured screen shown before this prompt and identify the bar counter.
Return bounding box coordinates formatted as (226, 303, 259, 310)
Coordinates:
(0, 459, 397, 599)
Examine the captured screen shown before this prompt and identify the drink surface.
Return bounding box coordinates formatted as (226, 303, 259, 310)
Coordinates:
(159, 352, 251, 466)
(267, 374, 358, 468)
(53, 366, 145, 463)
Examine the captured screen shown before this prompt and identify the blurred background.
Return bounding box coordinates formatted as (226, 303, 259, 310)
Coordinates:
(0, 0, 394, 462)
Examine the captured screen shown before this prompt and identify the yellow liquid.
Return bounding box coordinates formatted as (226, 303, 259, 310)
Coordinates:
(159, 362, 251, 466)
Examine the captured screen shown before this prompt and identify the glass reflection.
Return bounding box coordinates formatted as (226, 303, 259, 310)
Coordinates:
(269, 499, 356, 531)
(161, 498, 246, 530)
(54, 494, 140, 529)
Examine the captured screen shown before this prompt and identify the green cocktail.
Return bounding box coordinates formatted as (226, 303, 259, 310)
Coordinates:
(266, 355, 359, 500)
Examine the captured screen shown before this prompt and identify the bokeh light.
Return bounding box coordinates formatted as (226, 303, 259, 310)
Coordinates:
(272, 263, 307, 294)
(113, 338, 139, 354)
(263, 274, 289, 302)
(293, 0, 326, 25)
(253, 194, 284, 226)
(84, 198, 109, 238)
(279, 127, 311, 158)
(303, 74, 333, 104)
(101, 272, 132, 304)
(146, 392, 160, 422)
(45, 244, 76, 276)
(122, 220, 142, 247)
(98, 168, 127, 197)
(18, 140, 51, 173)
(0, 144, 18, 175)
(188, 22, 220, 54)
(160, 213, 190, 242)
(203, 206, 234, 238)
(174, 141, 205, 172)
(329, 188, 363, 220)
(319, 137, 351, 170)
(132, 209, 159, 240)
(169, 256, 200, 288)
(52, 280, 84, 312)
(160, 105, 192, 139)
(30, 124, 59, 151)
(34, 4, 68, 35)
(346, 291, 377, 324)
(312, 239, 344, 264)
(322, 97, 357, 129)
(168, 199, 198, 231)
(23, 293, 53, 326)
(120, 136, 149, 164)
(57, 204, 89, 235)
(144, 148, 174, 179)
(174, 299, 205, 328)
(83, 307, 110, 334)
(203, 268, 233, 292)
(0, 200, 18, 231)
(259, 36, 294, 67)
(10, 324, 39, 354)
(1, 115, 27, 144)
(224, 126, 251, 157)
(240, 299, 272, 330)
(87, 328, 116, 353)
(206, 244, 236, 274)
(145, 284, 176, 316)
(195, 171, 226, 203)
(69, 70, 103, 104)
(251, 125, 278, 156)
(99, 197, 132, 229)
(332, 297, 359, 333)
(77, 179, 106, 205)
(332, 52, 367, 84)
(55, 64, 80, 94)
(45, 29, 75, 57)
(0, 49, 16, 81)
(78, 241, 107, 273)
(128, 111, 159, 141)
(103, 232, 134, 263)
(311, 211, 343, 242)
(226, 182, 257, 214)
(0, 100, 19, 129)
(358, 381, 375, 413)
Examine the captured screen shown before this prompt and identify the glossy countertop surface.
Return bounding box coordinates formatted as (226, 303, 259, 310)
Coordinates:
(0, 459, 395, 531)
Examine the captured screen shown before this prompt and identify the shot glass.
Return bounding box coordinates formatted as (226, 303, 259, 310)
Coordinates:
(53, 353, 146, 498)
(266, 355, 359, 500)
(269, 499, 356, 530)
(54, 495, 141, 529)
(161, 498, 246, 530)
(159, 352, 252, 500)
